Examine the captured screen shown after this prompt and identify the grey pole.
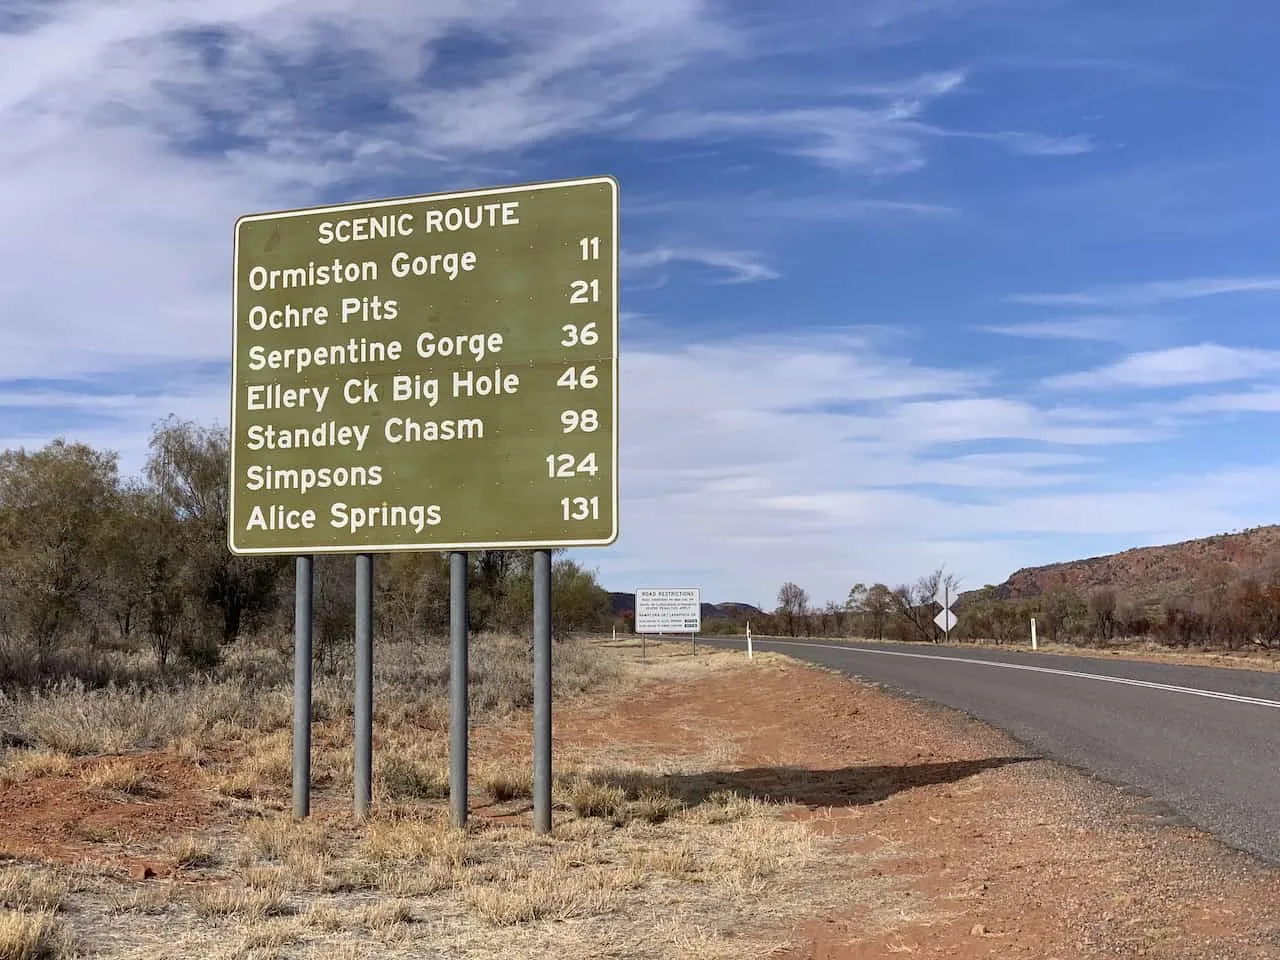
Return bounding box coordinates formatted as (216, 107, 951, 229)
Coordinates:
(533, 549, 553, 834)
(292, 555, 314, 819)
(354, 553, 374, 821)
(449, 551, 469, 828)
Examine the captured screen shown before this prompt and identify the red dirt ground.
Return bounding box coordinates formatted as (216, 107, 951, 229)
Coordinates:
(0, 751, 221, 876)
(523, 650, 1280, 959)
(6, 647, 1280, 958)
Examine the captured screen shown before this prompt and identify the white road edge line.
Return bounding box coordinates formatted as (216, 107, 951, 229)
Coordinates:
(736, 638, 1280, 710)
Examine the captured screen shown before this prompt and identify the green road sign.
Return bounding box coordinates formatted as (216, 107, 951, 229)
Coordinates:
(229, 176, 618, 555)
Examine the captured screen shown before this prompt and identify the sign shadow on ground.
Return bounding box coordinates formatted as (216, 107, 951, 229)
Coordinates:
(594, 756, 1039, 810)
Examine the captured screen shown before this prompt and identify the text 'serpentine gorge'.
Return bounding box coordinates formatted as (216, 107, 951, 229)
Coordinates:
(230, 179, 617, 553)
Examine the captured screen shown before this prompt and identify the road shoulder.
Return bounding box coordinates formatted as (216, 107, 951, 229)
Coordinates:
(612, 641, 1280, 958)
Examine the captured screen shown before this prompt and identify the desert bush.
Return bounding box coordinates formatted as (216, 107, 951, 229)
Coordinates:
(0, 425, 617, 695)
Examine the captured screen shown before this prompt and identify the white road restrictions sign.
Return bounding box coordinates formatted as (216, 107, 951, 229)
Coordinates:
(635, 588, 701, 634)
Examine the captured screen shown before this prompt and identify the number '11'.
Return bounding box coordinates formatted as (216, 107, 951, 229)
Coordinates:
(580, 236, 600, 260)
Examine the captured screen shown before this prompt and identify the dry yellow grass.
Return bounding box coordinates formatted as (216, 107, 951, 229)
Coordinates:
(567, 780, 627, 821)
(689, 789, 760, 824)
(243, 816, 329, 863)
(0, 909, 74, 960)
(360, 816, 469, 869)
(242, 732, 293, 793)
(0, 766, 878, 959)
(372, 859, 456, 898)
(0, 749, 72, 787)
(167, 836, 218, 870)
(81, 759, 156, 798)
(631, 788, 685, 824)
(481, 764, 533, 802)
(230, 920, 304, 954)
(0, 638, 905, 959)
(213, 771, 257, 800)
(460, 865, 624, 925)
(301, 902, 347, 931)
(106, 886, 176, 916)
(631, 840, 700, 879)
(308, 945, 365, 960)
(355, 899, 415, 930)
(375, 754, 448, 801)
(0, 870, 67, 912)
(190, 885, 291, 920)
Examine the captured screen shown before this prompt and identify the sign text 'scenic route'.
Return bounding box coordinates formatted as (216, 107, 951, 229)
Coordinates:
(229, 176, 619, 554)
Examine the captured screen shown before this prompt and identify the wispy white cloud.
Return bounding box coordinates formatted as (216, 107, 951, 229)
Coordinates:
(1009, 276, 1280, 308)
(625, 247, 779, 284)
(970, 130, 1097, 156)
(0, 0, 739, 379)
(601, 330, 1270, 605)
(1164, 388, 1280, 415)
(631, 103, 939, 174)
(979, 316, 1137, 342)
(5, 0, 1272, 610)
(1045, 343, 1280, 390)
(881, 397, 1155, 444)
(0, 368, 230, 467)
(625, 192, 957, 221)
(840, 69, 969, 101)
(626, 67, 1092, 172)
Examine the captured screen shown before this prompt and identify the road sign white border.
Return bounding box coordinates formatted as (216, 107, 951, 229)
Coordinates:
(634, 587, 702, 633)
(228, 175, 620, 556)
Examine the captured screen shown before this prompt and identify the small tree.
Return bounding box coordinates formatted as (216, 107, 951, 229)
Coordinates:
(1088, 587, 1117, 644)
(821, 600, 846, 637)
(889, 585, 933, 641)
(776, 582, 809, 637)
(863, 584, 892, 640)
(0, 439, 120, 671)
(146, 416, 284, 646)
(144, 551, 186, 672)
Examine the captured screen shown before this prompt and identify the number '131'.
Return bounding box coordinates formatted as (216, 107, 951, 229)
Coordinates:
(561, 496, 599, 521)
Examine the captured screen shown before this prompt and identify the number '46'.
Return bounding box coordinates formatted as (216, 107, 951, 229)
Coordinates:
(556, 365, 598, 390)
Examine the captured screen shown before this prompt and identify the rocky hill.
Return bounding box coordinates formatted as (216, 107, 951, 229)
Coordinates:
(972, 525, 1280, 606)
(608, 593, 762, 621)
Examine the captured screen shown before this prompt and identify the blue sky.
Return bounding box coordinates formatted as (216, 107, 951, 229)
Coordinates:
(4, 0, 1280, 609)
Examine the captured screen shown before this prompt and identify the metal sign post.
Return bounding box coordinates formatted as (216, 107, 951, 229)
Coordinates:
(354, 553, 374, 821)
(933, 585, 958, 642)
(230, 176, 618, 831)
(292, 555, 314, 818)
(533, 550, 553, 834)
(450, 551, 469, 827)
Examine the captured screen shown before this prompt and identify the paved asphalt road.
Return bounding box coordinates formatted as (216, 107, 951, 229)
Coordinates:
(702, 636, 1280, 865)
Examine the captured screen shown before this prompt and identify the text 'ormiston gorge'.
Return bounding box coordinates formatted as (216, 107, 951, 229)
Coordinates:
(228, 176, 619, 555)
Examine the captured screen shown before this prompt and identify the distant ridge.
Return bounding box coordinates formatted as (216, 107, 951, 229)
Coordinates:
(607, 592, 763, 620)
(968, 525, 1280, 605)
